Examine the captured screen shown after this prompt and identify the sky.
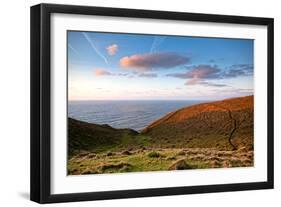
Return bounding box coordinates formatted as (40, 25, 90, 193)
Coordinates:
(68, 31, 254, 101)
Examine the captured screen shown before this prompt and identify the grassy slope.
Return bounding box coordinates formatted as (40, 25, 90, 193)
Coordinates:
(68, 118, 150, 156)
(68, 96, 254, 175)
(141, 95, 254, 150)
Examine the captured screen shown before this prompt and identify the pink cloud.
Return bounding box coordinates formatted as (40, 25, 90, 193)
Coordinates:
(187, 65, 220, 79)
(94, 68, 129, 77)
(167, 65, 228, 87)
(106, 44, 118, 56)
(167, 65, 221, 79)
(185, 77, 201, 85)
(119, 52, 190, 71)
(94, 68, 112, 76)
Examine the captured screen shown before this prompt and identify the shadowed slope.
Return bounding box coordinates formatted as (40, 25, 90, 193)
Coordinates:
(68, 118, 138, 155)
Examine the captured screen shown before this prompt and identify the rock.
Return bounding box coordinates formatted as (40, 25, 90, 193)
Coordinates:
(222, 160, 232, 168)
(121, 150, 132, 155)
(106, 152, 114, 156)
(177, 150, 186, 156)
(87, 153, 96, 158)
(168, 159, 192, 170)
(237, 147, 248, 153)
(210, 160, 221, 168)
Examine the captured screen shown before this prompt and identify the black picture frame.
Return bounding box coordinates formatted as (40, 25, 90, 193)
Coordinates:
(30, 3, 274, 204)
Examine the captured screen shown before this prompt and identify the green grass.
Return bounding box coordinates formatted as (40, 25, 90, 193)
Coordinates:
(67, 148, 253, 175)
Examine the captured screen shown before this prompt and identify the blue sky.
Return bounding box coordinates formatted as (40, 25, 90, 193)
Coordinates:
(68, 31, 254, 100)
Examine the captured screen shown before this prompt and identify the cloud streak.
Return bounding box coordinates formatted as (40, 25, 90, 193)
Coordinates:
(68, 43, 80, 56)
(94, 68, 128, 77)
(197, 81, 228, 87)
(138, 73, 158, 78)
(120, 52, 190, 71)
(184, 78, 228, 88)
(82, 32, 109, 65)
(223, 64, 253, 78)
(94, 68, 112, 76)
(150, 36, 166, 53)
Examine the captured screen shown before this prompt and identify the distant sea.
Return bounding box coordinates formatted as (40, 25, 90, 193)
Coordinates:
(68, 100, 203, 131)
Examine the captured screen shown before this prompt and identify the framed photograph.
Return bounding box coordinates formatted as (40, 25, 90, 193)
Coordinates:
(30, 3, 274, 203)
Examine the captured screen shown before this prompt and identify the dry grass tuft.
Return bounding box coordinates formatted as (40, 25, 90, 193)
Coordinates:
(168, 159, 192, 170)
(99, 162, 131, 171)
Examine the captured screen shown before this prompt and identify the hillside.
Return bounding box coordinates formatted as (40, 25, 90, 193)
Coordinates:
(68, 96, 254, 174)
(141, 95, 254, 150)
(68, 118, 139, 155)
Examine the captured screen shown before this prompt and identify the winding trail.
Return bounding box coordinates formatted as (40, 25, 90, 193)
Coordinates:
(211, 104, 238, 150)
(226, 109, 237, 150)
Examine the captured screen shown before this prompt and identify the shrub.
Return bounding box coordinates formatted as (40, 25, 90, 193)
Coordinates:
(147, 151, 161, 158)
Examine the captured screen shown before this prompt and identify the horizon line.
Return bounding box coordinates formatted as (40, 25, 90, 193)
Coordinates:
(68, 95, 253, 102)
(68, 99, 209, 102)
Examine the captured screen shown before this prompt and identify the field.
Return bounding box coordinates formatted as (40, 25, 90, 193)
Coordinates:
(68, 147, 253, 175)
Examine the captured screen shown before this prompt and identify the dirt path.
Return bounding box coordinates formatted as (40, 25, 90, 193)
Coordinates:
(211, 104, 237, 150)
